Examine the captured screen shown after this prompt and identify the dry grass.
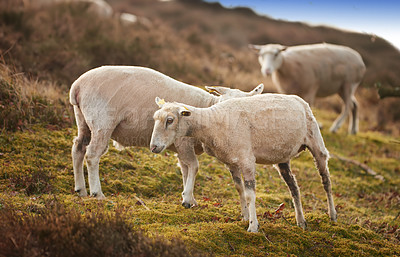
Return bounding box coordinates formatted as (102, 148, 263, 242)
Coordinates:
(110, 0, 400, 134)
(0, 61, 73, 131)
(0, 200, 207, 257)
(0, 0, 399, 134)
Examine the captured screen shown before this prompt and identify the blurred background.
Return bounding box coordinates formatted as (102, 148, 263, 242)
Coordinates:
(1, 0, 400, 135)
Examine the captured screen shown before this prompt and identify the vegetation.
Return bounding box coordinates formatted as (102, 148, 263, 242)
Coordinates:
(0, 63, 72, 131)
(0, 201, 206, 257)
(0, 0, 399, 256)
(0, 122, 399, 256)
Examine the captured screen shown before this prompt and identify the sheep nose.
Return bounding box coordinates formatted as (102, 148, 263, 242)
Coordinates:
(261, 68, 271, 76)
(150, 145, 158, 153)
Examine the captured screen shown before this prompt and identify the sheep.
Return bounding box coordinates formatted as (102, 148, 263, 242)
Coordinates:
(249, 43, 366, 134)
(150, 94, 337, 232)
(119, 13, 138, 26)
(80, 0, 113, 18)
(118, 13, 152, 28)
(69, 65, 263, 203)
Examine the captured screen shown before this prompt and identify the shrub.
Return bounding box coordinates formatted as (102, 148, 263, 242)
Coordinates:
(0, 63, 73, 131)
(8, 169, 54, 196)
(0, 201, 208, 257)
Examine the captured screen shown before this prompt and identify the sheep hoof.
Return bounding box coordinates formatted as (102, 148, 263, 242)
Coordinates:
(247, 223, 259, 233)
(91, 192, 105, 200)
(182, 202, 191, 209)
(75, 189, 87, 197)
(298, 221, 307, 229)
(330, 212, 338, 222)
(329, 127, 338, 133)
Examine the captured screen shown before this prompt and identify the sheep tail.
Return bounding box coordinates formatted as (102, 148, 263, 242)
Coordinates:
(69, 82, 80, 106)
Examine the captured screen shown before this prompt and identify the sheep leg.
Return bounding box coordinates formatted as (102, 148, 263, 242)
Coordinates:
(181, 156, 199, 208)
(177, 158, 189, 190)
(312, 155, 337, 221)
(241, 162, 258, 232)
(85, 130, 111, 200)
(229, 166, 249, 221)
(330, 86, 351, 133)
(177, 155, 199, 208)
(302, 90, 317, 107)
(275, 162, 307, 229)
(175, 139, 199, 208)
(316, 156, 337, 221)
(71, 106, 90, 197)
(302, 90, 325, 129)
(306, 136, 337, 221)
(349, 95, 359, 134)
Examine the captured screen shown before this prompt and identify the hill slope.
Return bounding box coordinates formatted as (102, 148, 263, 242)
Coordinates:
(0, 119, 399, 256)
(0, 1, 399, 255)
(110, 0, 400, 89)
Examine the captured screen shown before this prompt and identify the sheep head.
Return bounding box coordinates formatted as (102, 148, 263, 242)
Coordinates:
(249, 44, 287, 76)
(151, 98, 192, 153)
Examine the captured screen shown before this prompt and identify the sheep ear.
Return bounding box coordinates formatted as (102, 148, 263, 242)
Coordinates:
(249, 83, 264, 96)
(280, 46, 288, 52)
(155, 97, 165, 108)
(180, 110, 191, 117)
(206, 86, 230, 95)
(205, 86, 219, 95)
(248, 44, 263, 53)
(205, 86, 223, 96)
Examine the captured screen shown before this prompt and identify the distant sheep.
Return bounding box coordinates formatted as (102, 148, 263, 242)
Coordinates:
(250, 43, 366, 134)
(119, 13, 138, 25)
(118, 13, 152, 28)
(81, 0, 112, 18)
(69, 65, 263, 202)
(150, 94, 337, 232)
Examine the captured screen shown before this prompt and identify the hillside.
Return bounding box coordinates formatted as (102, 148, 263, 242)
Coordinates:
(1, 0, 399, 134)
(110, 0, 400, 89)
(0, 0, 399, 256)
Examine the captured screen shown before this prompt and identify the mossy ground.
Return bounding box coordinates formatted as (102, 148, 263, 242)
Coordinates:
(1, 110, 399, 256)
(1, 1, 399, 255)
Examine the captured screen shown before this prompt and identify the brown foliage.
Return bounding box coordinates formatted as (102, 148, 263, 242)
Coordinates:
(0, 201, 208, 257)
(0, 0, 399, 133)
(8, 169, 54, 196)
(0, 62, 73, 131)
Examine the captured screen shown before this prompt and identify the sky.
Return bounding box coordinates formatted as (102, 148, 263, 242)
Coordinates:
(205, 0, 400, 50)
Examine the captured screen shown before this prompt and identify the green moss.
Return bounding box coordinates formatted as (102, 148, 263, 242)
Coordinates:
(0, 111, 400, 256)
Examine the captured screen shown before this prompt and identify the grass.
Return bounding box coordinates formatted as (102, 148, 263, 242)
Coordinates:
(0, 62, 73, 131)
(0, 116, 399, 256)
(0, 0, 399, 255)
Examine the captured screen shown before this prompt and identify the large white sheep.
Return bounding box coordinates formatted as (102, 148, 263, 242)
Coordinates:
(150, 94, 337, 232)
(69, 65, 263, 204)
(249, 43, 366, 134)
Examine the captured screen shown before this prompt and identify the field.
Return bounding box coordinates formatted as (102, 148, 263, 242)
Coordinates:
(1, 110, 399, 256)
(1, 1, 400, 256)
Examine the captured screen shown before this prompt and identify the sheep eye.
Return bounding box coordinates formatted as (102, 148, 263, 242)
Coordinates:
(166, 118, 173, 125)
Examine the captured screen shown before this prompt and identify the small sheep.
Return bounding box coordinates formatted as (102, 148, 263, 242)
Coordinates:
(249, 43, 366, 134)
(69, 65, 263, 203)
(150, 94, 337, 232)
(119, 13, 138, 25)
